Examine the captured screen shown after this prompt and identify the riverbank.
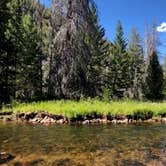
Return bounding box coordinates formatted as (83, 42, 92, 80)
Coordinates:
(0, 100, 166, 124)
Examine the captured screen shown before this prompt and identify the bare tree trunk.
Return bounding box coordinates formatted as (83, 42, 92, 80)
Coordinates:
(49, 0, 90, 99)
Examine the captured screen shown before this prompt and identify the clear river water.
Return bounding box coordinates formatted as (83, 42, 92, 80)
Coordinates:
(0, 123, 166, 166)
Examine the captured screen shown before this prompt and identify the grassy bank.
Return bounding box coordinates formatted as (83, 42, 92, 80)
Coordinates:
(1, 99, 166, 118)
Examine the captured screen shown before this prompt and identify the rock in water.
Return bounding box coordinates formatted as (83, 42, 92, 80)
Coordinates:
(0, 152, 14, 164)
(49, 0, 90, 99)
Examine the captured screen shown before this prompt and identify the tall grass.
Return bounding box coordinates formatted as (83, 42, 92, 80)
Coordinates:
(1, 99, 166, 118)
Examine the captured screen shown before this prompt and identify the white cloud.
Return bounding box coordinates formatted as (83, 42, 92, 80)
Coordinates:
(157, 22, 166, 32)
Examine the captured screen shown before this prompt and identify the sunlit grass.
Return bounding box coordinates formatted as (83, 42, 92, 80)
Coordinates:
(1, 99, 166, 118)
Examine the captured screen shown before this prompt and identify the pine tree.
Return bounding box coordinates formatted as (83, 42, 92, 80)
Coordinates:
(144, 22, 163, 100)
(162, 56, 166, 98)
(6, 0, 44, 101)
(114, 20, 127, 51)
(128, 28, 144, 99)
(86, 2, 109, 97)
(108, 21, 131, 98)
(0, 0, 16, 103)
(144, 51, 163, 100)
(38, 7, 52, 95)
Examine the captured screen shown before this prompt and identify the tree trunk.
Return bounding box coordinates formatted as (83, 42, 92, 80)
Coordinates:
(49, 0, 90, 99)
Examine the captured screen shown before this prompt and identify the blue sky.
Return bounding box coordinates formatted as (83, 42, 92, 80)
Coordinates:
(40, 0, 166, 61)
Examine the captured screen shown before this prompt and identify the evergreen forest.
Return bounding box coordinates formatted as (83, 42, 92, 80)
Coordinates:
(0, 0, 165, 105)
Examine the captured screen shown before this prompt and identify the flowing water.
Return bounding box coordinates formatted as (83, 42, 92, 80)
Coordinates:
(0, 123, 166, 166)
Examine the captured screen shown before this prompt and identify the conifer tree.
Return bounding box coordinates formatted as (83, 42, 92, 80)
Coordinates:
(144, 23, 163, 100)
(144, 51, 163, 100)
(0, 0, 16, 103)
(162, 56, 166, 97)
(114, 20, 127, 51)
(6, 0, 44, 100)
(128, 28, 144, 99)
(86, 2, 109, 97)
(108, 21, 131, 98)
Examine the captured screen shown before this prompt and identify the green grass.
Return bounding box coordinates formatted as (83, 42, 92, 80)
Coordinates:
(1, 99, 166, 118)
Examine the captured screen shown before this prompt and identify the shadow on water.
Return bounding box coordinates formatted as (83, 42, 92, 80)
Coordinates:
(0, 123, 166, 165)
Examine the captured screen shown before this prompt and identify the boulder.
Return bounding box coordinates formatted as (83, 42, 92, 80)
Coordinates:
(111, 119, 117, 124)
(4, 117, 12, 122)
(100, 118, 107, 124)
(162, 117, 166, 123)
(40, 116, 56, 124)
(56, 119, 65, 124)
(117, 118, 128, 124)
(82, 120, 89, 125)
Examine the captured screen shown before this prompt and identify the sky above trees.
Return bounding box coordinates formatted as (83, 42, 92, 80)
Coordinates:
(40, 0, 166, 62)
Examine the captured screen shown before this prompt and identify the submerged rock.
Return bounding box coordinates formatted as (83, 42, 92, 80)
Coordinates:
(25, 158, 45, 166)
(52, 158, 74, 166)
(13, 161, 23, 166)
(0, 152, 14, 164)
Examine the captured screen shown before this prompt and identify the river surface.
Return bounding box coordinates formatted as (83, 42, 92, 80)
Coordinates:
(0, 123, 166, 166)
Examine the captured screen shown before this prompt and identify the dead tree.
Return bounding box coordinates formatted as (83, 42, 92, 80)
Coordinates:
(49, 0, 90, 99)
